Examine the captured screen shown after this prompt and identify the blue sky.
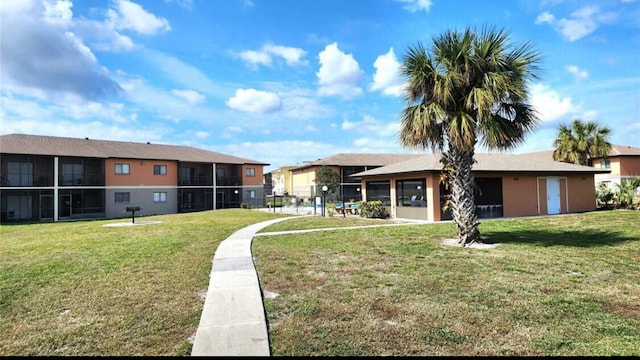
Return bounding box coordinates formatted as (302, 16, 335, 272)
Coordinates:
(1, 0, 638, 172)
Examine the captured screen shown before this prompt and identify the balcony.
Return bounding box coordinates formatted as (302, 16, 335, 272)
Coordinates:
(59, 173, 105, 186)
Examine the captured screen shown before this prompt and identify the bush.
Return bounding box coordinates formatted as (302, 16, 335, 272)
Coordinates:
(358, 200, 389, 219)
(596, 182, 614, 209)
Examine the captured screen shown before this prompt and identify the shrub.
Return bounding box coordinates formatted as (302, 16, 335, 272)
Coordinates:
(596, 182, 614, 209)
(358, 200, 389, 219)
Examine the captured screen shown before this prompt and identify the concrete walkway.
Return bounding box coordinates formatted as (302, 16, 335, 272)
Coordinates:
(191, 216, 301, 356)
(191, 213, 431, 356)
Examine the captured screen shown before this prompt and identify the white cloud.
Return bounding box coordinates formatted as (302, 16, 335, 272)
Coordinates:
(226, 89, 282, 113)
(237, 50, 272, 67)
(106, 0, 171, 35)
(172, 89, 206, 105)
(0, 95, 166, 142)
(535, 6, 617, 42)
(235, 43, 308, 68)
(530, 83, 577, 122)
(341, 115, 400, 137)
(394, 0, 433, 13)
(143, 49, 226, 97)
(534, 11, 555, 24)
(43, 0, 73, 25)
(0, 0, 122, 101)
(263, 44, 308, 66)
(316, 42, 364, 98)
(370, 48, 405, 96)
(565, 65, 589, 81)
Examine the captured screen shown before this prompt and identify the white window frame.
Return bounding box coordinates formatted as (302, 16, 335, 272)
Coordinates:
(245, 168, 256, 177)
(153, 192, 167, 203)
(115, 163, 130, 174)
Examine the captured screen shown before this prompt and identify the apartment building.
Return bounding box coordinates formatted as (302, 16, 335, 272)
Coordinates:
(288, 153, 423, 202)
(0, 134, 268, 223)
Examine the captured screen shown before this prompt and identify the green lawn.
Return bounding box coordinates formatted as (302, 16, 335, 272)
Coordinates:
(1, 210, 639, 356)
(0, 209, 289, 356)
(253, 210, 640, 356)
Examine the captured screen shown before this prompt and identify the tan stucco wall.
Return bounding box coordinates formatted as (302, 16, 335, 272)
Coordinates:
(362, 171, 598, 221)
(105, 158, 178, 186)
(292, 168, 317, 198)
(501, 174, 540, 217)
(566, 175, 597, 212)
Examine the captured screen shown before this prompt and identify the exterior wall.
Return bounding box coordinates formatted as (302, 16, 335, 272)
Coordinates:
(105, 187, 177, 219)
(1, 147, 267, 223)
(566, 175, 597, 212)
(105, 158, 178, 186)
(362, 171, 599, 221)
(620, 156, 640, 178)
(291, 167, 317, 198)
(242, 164, 264, 186)
(593, 157, 621, 188)
(284, 167, 294, 195)
(270, 166, 293, 196)
(502, 174, 538, 217)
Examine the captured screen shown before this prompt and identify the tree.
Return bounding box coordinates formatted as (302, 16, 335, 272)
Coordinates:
(552, 119, 612, 166)
(399, 26, 541, 246)
(315, 166, 340, 197)
(614, 178, 640, 209)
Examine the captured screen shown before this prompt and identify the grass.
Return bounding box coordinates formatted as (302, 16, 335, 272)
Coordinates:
(0, 209, 289, 356)
(1, 209, 639, 356)
(253, 210, 640, 356)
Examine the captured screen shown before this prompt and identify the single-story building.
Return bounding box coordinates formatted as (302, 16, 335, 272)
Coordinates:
(353, 153, 611, 221)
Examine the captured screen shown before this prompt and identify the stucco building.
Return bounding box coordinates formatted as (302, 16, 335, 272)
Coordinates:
(354, 153, 611, 222)
(0, 134, 268, 223)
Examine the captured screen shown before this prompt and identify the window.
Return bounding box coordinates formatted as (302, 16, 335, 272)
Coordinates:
(366, 181, 391, 206)
(600, 160, 611, 169)
(246, 190, 256, 198)
(396, 179, 426, 207)
(115, 163, 130, 174)
(115, 192, 130, 203)
(154, 165, 167, 175)
(61, 163, 83, 185)
(153, 192, 167, 203)
(7, 162, 33, 186)
(245, 168, 255, 177)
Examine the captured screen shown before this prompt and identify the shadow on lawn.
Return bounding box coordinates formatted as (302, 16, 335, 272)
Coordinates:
(481, 228, 636, 247)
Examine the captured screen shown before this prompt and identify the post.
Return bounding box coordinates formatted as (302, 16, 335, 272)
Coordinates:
(125, 206, 140, 224)
(321, 185, 328, 217)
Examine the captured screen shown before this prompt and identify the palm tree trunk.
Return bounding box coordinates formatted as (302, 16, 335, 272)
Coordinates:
(445, 146, 481, 246)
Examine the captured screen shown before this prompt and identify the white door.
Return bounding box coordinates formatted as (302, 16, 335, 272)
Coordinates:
(546, 177, 561, 215)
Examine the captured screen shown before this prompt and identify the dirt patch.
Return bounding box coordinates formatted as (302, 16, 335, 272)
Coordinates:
(441, 238, 500, 249)
(602, 301, 640, 320)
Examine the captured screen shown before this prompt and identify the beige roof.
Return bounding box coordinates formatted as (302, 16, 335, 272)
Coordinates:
(291, 153, 423, 171)
(354, 153, 611, 177)
(519, 144, 640, 161)
(0, 133, 268, 165)
(608, 144, 640, 156)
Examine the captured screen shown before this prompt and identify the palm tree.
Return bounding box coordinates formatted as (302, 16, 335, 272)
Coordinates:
(552, 119, 612, 166)
(398, 26, 541, 246)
